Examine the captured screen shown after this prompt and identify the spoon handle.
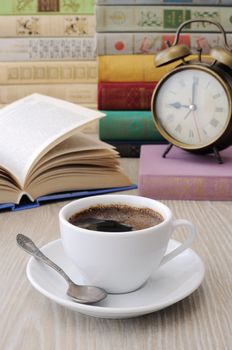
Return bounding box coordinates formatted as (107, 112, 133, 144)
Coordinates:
(16, 234, 73, 285)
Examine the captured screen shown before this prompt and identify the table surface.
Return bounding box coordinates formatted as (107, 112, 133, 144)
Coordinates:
(0, 157, 231, 350)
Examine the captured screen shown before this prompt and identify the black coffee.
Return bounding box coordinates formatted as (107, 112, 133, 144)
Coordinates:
(68, 204, 164, 232)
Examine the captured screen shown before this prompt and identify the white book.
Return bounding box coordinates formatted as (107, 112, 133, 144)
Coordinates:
(0, 94, 131, 205)
(0, 37, 96, 61)
(97, 32, 232, 55)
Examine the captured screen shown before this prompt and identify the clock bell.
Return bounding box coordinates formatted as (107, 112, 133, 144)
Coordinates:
(151, 19, 232, 163)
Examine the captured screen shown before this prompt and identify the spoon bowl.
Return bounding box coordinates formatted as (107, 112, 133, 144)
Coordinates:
(67, 284, 107, 304)
(16, 234, 107, 304)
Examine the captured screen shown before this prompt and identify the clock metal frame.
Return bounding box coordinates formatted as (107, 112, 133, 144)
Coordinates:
(151, 19, 232, 163)
(151, 63, 232, 155)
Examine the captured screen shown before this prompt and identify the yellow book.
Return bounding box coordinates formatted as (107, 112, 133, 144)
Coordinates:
(98, 55, 211, 82)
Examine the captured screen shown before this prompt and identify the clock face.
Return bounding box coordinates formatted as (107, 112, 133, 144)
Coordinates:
(154, 66, 230, 148)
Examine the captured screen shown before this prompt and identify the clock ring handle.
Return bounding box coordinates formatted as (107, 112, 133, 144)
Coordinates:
(173, 19, 230, 51)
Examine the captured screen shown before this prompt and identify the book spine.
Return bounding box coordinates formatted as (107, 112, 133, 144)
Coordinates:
(0, 15, 95, 37)
(98, 82, 157, 110)
(0, 0, 95, 15)
(0, 83, 97, 104)
(97, 32, 232, 55)
(96, 0, 222, 4)
(99, 111, 165, 141)
(98, 55, 173, 82)
(0, 37, 96, 61)
(98, 54, 210, 82)
(138, 175, 232, 200)
(106, 140, 168, 157)
(96, 5, 232, 32)
(0, 61, 97, 84)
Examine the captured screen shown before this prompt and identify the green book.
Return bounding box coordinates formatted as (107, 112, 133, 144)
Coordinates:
(0, 0, 95, 15)
(96, 5, 232, 32)
(99, 111, 165, 141)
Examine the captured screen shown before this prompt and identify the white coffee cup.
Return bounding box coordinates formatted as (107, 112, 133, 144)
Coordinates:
(59, 194, 196, 294)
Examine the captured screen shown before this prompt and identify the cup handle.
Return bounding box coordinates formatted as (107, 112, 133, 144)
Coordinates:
(159, 219, 196, 266)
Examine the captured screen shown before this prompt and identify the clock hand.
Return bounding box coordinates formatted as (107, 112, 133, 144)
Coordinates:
(184, 98, 196, 120)
(169, 102, 189, 109)
(191, 77, 197, 105)
(183, 109, 192, 120)
(192, 111, 201, 142)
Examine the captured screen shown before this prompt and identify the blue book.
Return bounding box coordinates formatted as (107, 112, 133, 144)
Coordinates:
(0, 94, 133, 212)
(0, 185, 137, 212)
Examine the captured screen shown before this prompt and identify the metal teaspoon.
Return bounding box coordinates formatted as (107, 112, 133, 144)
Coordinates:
(16, 234, 107, 304)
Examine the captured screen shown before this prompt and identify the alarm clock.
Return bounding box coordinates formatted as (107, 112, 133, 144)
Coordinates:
(151, 19, 232, 163)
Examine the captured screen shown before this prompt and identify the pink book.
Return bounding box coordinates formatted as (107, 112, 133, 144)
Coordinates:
(138, 145, 232, 201)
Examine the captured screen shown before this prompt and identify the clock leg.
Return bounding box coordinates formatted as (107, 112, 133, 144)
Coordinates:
(212, 146, 223, 164)
(162, 144, 173, 158)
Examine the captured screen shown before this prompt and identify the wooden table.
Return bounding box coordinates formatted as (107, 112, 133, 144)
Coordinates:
(0, 158, 231, 350)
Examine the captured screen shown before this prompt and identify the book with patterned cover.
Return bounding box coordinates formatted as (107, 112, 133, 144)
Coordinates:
(96, 5, 232, 33)
(0, 0, 95, 15)
(98, 82, 157, 110)
(0, 15, 95, 37)
(0, 37, 96, 61)
(0, 61, 97, 84)
(138, 145, 232, 200)
(97, 32, 232, 56)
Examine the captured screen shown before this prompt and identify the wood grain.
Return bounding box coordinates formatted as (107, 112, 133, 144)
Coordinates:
(0, 158, 231, 350)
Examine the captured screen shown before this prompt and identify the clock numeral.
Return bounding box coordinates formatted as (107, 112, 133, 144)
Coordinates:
(213, 93, 221, 100)
(189, 129, 194, 138)
(215, 107, 224, 113)
(166, 114, 174, 123)
(169, 90, 176, 95)
(203, 129, 208, 136)
(175, 124, 182, 133)
(193, 76, 199, 84)
(210, 118, 219, 128)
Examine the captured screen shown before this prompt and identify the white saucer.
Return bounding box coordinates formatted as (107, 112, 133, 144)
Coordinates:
(26, 239, 205, 319)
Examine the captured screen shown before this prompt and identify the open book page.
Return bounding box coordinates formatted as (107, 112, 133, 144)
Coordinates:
(26, 167, 131, 202)
(0, 94, 104, 188)
(21, 133, 131, 202)
(0, 168, 19, 186)
(0, 168, 20, 203)
(25, 132, 119, 186)
(31, 132, 117, 167)
(25, 132, 119, 178)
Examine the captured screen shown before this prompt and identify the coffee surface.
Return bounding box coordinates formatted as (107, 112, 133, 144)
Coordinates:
(68, 204, 164, 232)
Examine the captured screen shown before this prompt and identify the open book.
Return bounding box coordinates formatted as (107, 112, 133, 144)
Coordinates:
(0, 94, 133, 210)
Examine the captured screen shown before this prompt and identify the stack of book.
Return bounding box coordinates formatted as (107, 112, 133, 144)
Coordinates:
(96, 0, 232, 156)
(0, 0, 98, 113)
